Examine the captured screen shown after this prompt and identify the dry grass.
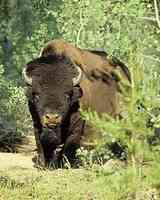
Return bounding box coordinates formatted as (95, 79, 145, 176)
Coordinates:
(0, 151, 160, 200)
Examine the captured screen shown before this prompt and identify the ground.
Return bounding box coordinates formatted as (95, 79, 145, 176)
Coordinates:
(0, 137, 159, 200)
(0, 136, 36, 169)
(0, 152, 34, 170)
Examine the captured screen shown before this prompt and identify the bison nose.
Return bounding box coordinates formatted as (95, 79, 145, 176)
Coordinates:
(42, 113, 62, 127)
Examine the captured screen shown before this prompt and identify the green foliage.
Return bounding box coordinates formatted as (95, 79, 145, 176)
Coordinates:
(0, 64, 31, 149)
(57, 0, 106, 47)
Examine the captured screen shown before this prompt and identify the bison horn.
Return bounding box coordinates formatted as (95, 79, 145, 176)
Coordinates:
(72, 64, 83, 86)
(22, 67, 32, 85)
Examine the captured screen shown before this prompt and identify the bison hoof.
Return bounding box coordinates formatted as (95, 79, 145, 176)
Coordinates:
(32, 155, 46, 169)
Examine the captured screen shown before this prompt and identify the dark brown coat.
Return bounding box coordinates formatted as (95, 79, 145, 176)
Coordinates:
(40, 39, 131, 117)
(24, 39, 131, 167)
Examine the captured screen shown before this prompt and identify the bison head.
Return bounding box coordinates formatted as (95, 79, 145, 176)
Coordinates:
(23, 55, 83, 163)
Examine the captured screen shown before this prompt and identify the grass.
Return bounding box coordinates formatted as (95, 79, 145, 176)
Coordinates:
(0, 159, 160, 200)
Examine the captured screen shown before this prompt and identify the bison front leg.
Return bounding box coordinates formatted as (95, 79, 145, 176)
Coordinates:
(33, 128, 46, 167)
(28, 100, 46, 167)
(40, 127, 62, 167)
(61, 113, 85, 166)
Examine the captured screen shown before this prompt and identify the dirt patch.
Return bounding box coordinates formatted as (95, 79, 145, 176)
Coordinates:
(14, 136, 36, 154)
(0, 136, 37, 170)
(0, 152, 35, 170)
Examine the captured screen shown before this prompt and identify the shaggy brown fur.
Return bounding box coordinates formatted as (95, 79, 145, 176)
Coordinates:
(40, 39, 131, 117)
(40, 39, 131, 83)
(24, 40, 131, 167)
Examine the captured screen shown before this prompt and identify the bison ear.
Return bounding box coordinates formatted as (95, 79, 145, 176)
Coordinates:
(71, 86, 83, 104)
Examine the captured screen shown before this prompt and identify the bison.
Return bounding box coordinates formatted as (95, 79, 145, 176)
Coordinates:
(23, 39, 131, 167)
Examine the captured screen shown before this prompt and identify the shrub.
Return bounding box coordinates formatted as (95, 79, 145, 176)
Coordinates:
(0, 64, 32, 151)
